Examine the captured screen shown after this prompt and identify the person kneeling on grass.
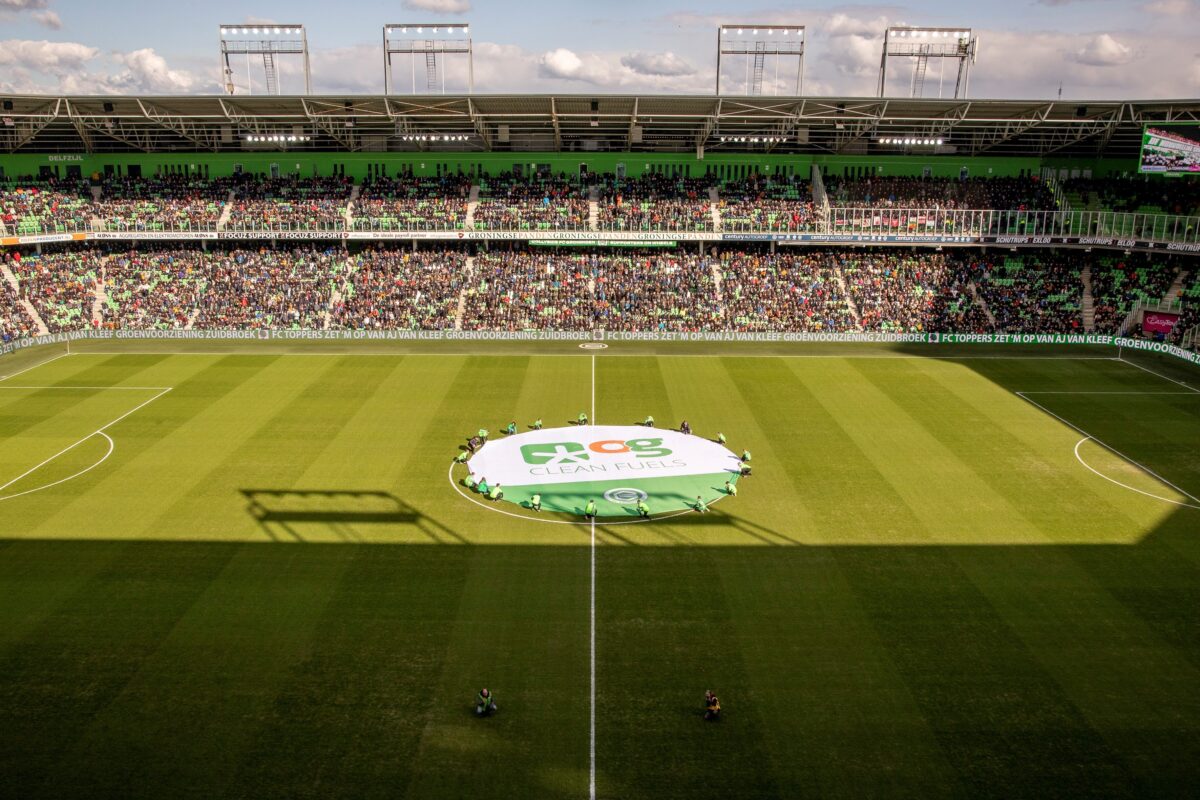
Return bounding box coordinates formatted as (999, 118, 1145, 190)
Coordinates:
(504, 421, 517, 435)
(704, 690, 721, 721)
(463, 475, 478, 491)
(533, 418, 543, 430)
(454, 451, 469, 464)
(741, 449, 751, 463)
(695, 495, 709, 513)
(717, 432, 726, 445)
(488, 483, 503, 501)
(578, 411, 589, 426)
(725, 480, 737, 497)
(477, 477, 490, 495)
(643, 415, 655, 427)
(531, 493, 542, 512)
(585, 499, 597, 519)
(476, 688, 497, 717)
(636, 499, 650, 519)
(680, 420, 692, 435)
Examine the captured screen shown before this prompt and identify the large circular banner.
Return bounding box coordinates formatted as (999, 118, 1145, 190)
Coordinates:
(465, 425, 743, 517)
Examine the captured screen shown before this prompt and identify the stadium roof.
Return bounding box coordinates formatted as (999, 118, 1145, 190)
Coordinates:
(2, 94, 1198, 158)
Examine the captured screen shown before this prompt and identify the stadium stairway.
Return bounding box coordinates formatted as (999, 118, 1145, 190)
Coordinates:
(1081, 264, 1096, 332)
(217, 195, 234, 230)
(0, 261, 50, 336)
(967, 282, 999, 329)
(709, 186, 721, 230)
(710, 263, 726, 319)
(185, 308, 199, 330)
(465, 184, 480, 228)
(344, 184, 361, 228)
(588, 186, 599, 231)
(832, 265, 862, 328)
(92, 264, 108, 328)
(454, 257, 474, 331)
(1164, 269, 1191, 306)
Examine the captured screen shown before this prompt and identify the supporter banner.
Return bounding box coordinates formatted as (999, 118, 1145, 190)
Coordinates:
(3, 330, 1198, 368)
(220, 231, 346, 241)
(0, 233, 87, 246)
(775, 233, 981, 244)
(1142, 312, 1181, 335)
(89, 231, 219, 241)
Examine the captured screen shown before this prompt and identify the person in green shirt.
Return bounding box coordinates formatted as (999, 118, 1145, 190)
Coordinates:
(477, 477, 490, 495)
(454, 451, 469, 464)
(636, 499, 650, 519)
(478, 428, 489, 442)
(488, 483, 503, 501)
(463, 475, 478, 491)
(643, 415, 655, 427)
(584, 499, 597, 519)
(725, 480, 737, 496)
(578, 411, 589, 426)
(694, 495, 709, 513)
(741, 449, 751, 462)
(504, 421, 517, 435)
(475, 688, 496, 717)
(717, 432, 726, 445)
(530, 493, 542, 512)
(533, 418, 543, 430)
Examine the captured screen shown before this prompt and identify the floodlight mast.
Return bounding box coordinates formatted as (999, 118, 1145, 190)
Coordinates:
(878, 27, 977, 99)
(715, 24, 805, 96)
(219, 24, 311, 95)
(383, 23, 474, 95)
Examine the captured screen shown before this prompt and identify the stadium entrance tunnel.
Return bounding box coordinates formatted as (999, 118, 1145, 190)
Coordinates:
(458, 425, 743, 517)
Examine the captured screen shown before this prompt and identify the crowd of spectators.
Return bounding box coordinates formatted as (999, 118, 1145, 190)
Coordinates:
(100, 248, 212, 329)
(226, 177, 353, 230)
(720, 251, 856, 332)
(594, 253, 724, 331)
(1, 179, 93, 235)
(1090, 255, 1180, 333)
(0, 255, 38, 342)
(9, 248, 99, 332)
(331, 247, 466, 330)
(718, 177, 816, 232)
(826, 176, 1057, 212)
(353, 176, 470, 231)
(969, 253, 1083, 333)
(839, 251, 956, 333)
(595, 175, 715, 231)
(192, 247, 340, 329)
(462, 251, 593, 330)
(473, 173, 589, 230)
(94, 176, 235, 232)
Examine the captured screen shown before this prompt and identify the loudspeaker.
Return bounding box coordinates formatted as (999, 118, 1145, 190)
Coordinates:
(103, 102, 114, 113)
(1, 101, 12, 111)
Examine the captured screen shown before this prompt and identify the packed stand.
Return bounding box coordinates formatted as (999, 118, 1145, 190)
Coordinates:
(100, 248, 213, 329)
(9, 249, 100, 332)
(353, 176, 471, 231)
(594, 253, 723, 331)
(720, 252, 856, 332)
(94, 176, 235, 232)
(839, 251, 959, 333)
(1090, 255, 1180, 333)
(473, 173, 589, 230)
(226, 177, 353, 230)
(718, 177, 816, 232)
(1, 255, 38, 342)
(192, 247, 339, 329)
(331, 248, 466, 330)
(970, 253, 1083, 333)
(596, 175, 715, 232)
(0, 179, 93, 235)
(461, 252, 593, 330)
(826, 176, 1057, 212)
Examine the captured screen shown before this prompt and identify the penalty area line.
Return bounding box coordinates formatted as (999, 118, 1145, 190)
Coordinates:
(1015, 390, 1200, 509)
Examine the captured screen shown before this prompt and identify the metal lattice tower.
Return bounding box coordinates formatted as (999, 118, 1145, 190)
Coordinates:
(879, 27, 978, 99)
(218, 24, 311, 96)
(716, 25, 805, 96)
(383, 24, 474, 95)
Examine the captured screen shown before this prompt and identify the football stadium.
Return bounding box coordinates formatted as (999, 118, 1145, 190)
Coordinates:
(2, 10, 1200, 800)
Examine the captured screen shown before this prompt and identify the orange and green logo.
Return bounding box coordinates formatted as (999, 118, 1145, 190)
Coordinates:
(520, 438, 672, 465)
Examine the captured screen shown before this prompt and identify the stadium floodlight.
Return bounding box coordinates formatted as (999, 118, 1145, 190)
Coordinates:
(219, 23, 311, 96)
(877, 136, 945, 147)
(878, 26, 977, 99)
(716, 24, 805, 96)
(383, 22, 474, 95)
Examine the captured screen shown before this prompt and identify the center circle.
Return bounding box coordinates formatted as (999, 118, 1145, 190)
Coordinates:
(459, 425, 742, 517)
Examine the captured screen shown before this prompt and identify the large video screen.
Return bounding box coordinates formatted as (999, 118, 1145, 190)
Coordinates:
(1140, 124, 1200, 174)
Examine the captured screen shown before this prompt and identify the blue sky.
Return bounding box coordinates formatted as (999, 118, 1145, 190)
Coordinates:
(1, 0, 1197, 98)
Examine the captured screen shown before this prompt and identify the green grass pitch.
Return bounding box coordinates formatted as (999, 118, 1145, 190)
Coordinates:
(1, 340, 1199, 799)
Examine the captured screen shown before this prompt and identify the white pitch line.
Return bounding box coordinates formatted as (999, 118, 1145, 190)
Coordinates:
(0, 386, 172, 500)
(1016, 391, 1200, 506)
(0, 350, 71, 382)
(1073, 437, 1200, 511)
(67, 349, 1120, 361)
(0, 385, 173, 391)
(1017, 391, 1199, 395)
(1118, 356, 1199, 394)
(0, 433, 114, 503)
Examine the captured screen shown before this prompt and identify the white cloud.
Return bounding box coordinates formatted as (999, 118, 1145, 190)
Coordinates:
(32, 9, 59, 28)
(0, 39, 95, 69)
(401, 0, 471, 14)
(621, 52, 695, 77)
(112, 48, 195, 93)
(1141, 0, 1194, 13)
(539, 48, 587, 81)
(1073, 33, 1135, 67)
(0, 0, 49, 8)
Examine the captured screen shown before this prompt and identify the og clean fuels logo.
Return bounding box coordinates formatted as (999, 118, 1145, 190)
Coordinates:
(520, 438, 672, 465)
